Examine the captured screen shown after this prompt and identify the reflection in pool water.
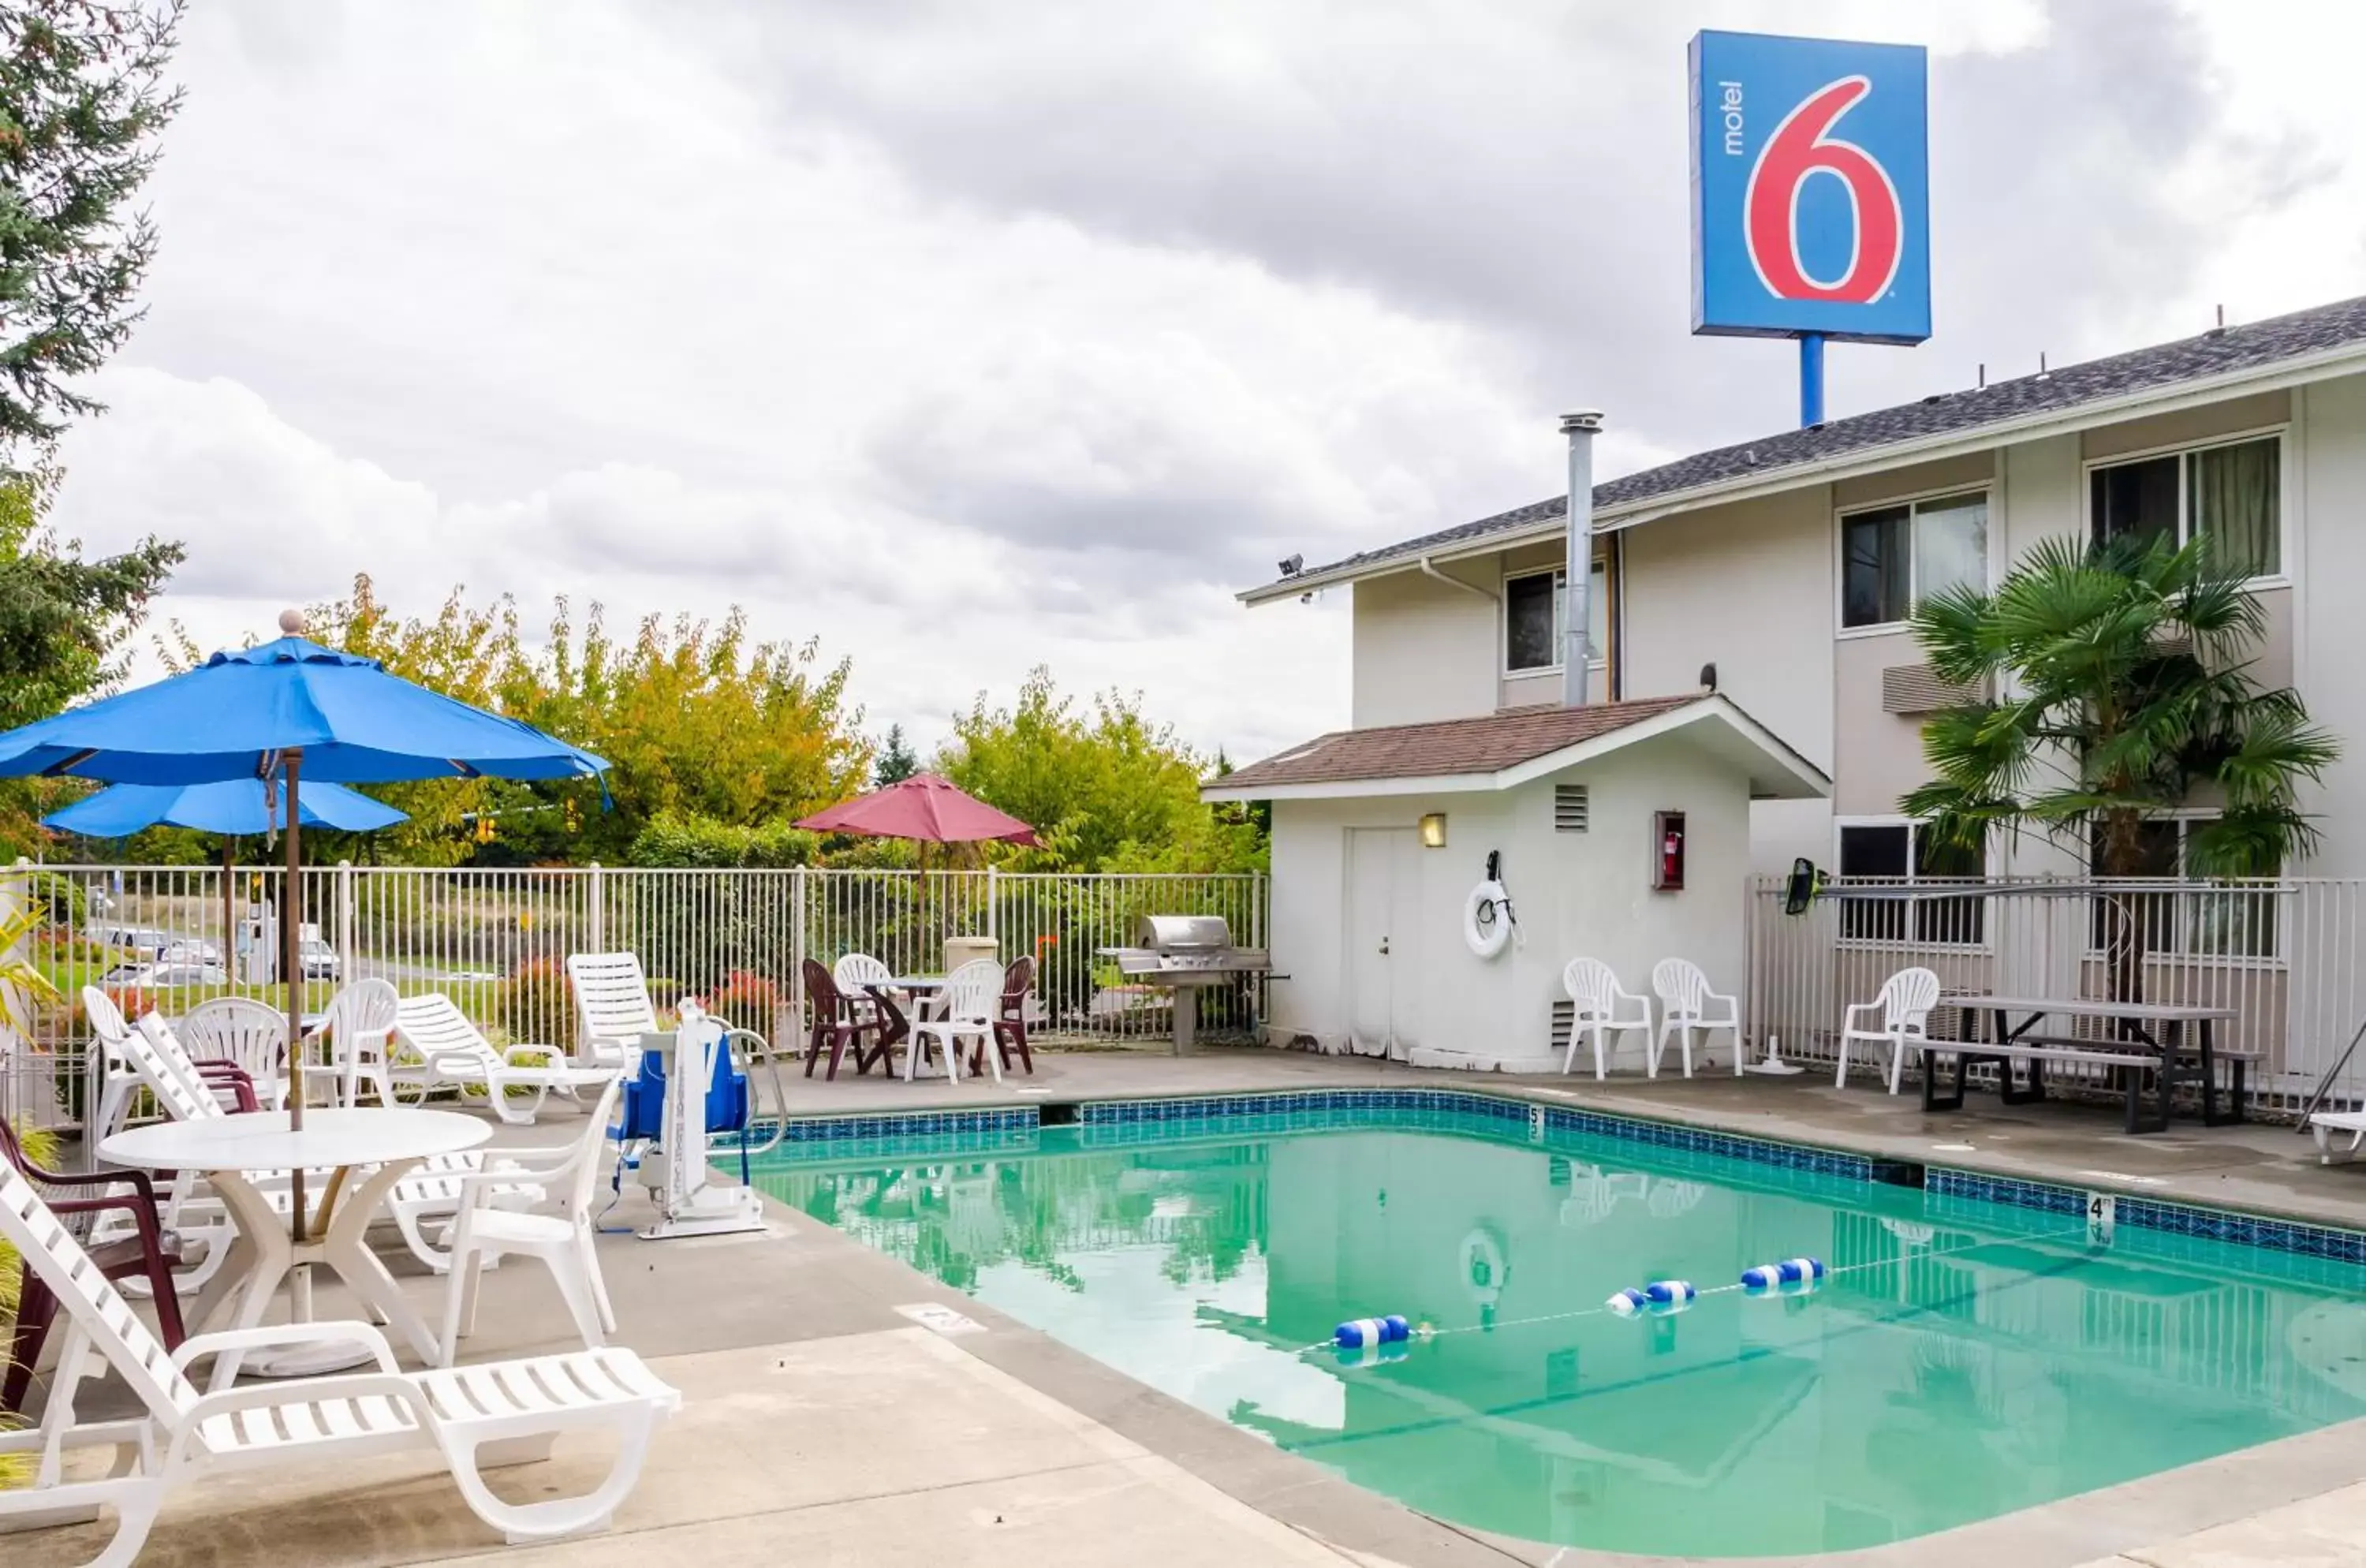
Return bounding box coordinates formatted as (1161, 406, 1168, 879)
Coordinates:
(756, 1119, 2366, 1557)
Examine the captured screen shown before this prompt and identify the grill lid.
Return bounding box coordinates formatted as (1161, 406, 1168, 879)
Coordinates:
(1136, 913, 1232, 951)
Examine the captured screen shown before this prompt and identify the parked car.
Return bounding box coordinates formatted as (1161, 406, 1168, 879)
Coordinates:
(103, 928, 176, 960)
(299, 939, 340, 980)
(101, 961, 230, 988)
(161, 939, 222, 965)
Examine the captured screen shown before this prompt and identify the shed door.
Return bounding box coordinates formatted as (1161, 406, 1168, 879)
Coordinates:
(1345, 827, 1423, 1056)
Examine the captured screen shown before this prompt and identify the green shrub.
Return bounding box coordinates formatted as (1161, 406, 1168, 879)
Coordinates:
(500, 957, 574, 1047)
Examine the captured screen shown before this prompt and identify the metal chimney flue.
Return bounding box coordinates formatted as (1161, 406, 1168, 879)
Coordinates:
(1559, 410, 1602, 707)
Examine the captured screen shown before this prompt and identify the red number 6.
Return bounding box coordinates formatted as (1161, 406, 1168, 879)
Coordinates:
(1744, 77, 1902, 306)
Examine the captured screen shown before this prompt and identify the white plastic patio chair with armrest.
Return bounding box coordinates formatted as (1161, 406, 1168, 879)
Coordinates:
(0, 1163, 679, 1565)
(565, 951, 656, 1070)
(299, 977, 401, 1110)
(1836, 967, 1942, 1094)
(1560, 958, 1655, 1080)
(1649, 958, 1742, 1079)
(176, 997, 289, 1111)
(440, 1074, 625, 1364)
(832, 952, 912, 1029)
(80, 986, 141, 1142)
(390, 992, 606, 1126)
(905, 959, 1003, 1084)
(2309, 1110, 2366, 1165)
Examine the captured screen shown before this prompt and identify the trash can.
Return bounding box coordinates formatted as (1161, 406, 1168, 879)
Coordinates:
(942, 935, 998, 976)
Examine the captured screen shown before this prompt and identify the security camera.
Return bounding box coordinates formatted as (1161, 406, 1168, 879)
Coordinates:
(1278, 554, 1304, 576)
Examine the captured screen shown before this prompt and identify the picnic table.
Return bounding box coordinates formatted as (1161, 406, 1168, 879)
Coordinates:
(1927, 993, 2245, 1135)
(860, 976, 946, 1074)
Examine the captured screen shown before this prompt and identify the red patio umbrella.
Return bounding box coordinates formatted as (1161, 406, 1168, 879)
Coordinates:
(797, 773, 1039, 854)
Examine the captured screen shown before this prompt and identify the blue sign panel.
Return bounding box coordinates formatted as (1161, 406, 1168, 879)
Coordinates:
(1689, 30, 1930, 345)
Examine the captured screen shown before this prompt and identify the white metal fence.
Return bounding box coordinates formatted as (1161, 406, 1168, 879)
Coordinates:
(0, 862, 1267, 1130)
(1748, 874, 2366, 1111)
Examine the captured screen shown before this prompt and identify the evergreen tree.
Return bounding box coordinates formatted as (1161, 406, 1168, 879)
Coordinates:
(0, 0, 187, 446)
(872, 722, 919, 787)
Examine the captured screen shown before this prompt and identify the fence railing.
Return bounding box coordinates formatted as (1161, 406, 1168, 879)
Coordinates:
(1747, 874, 2366, 1111)
(0, 862, 1267, 1130)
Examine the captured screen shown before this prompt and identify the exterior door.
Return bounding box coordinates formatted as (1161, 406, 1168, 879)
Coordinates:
(1346, 827, 1423, 1057)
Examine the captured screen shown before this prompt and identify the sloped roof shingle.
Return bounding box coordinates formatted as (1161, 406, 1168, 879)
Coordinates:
(1211, 695, 1704, 791)
(1260, 293, 2366, 592)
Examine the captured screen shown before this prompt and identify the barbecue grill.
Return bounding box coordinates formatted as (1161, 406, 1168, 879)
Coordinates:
(1100, 914, 1271, 1054)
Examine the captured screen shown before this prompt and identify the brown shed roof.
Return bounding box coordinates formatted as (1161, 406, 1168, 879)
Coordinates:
(1212, 695, 1706, 791)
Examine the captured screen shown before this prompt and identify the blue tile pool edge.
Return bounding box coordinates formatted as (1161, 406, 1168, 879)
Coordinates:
(1928, 1168, 2366, 1264)
(748, 1092, 2366, 1269)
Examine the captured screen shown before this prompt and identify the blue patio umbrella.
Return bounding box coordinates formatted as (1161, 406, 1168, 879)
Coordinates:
(0, 611, 609, 1232)
(43, 778, 408, 837)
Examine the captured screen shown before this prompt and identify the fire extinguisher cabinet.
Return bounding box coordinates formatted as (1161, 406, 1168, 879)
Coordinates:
(1654, 811, 1687, 891)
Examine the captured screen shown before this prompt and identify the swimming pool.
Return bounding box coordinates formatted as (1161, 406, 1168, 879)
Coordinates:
(749, 1095, 2366, 1557)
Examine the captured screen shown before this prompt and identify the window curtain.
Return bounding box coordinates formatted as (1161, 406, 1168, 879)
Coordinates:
(2189, 440, 2278, 577)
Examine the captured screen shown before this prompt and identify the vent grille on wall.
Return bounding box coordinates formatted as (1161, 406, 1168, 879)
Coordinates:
(1549, 999, 1573, 1052)
(1879, 664, 1986, 716)
(1554, 784, 1591, 832)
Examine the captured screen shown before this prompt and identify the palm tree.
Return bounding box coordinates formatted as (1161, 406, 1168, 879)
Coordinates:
(1901, 533, 2338, 1001)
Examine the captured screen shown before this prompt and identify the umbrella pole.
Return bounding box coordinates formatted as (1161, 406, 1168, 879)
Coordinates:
(221, 838, 235, 987)
(283, 751, 307, 1248)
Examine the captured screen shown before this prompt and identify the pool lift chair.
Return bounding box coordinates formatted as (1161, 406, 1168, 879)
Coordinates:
(610, 999, 787, 1241)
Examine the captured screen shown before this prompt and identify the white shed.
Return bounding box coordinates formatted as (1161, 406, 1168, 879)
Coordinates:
(1204, 694, 1830, 1073)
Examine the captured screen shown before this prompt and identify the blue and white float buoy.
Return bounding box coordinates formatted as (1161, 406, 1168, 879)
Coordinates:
(1333, 1314, 1412, 1350)
(1606, 1287, 1651, 1316)
(1741, 1257, 1826, 1292)
(1645, 1279, 1696, 1308)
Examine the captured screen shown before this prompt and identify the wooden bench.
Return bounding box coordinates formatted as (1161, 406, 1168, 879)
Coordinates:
(1921, 1033, 2184, 1133)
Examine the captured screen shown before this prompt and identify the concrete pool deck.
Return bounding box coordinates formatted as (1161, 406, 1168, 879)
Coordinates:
(13, 1046, 2366, 1566)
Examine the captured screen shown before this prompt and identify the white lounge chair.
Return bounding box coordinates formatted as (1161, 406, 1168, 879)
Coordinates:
(565, 952, 656, 1070)
(390, 993, 608, 1126)
(1561, 958, 1655, 1079)
(0, 1163, 679, 1564)
(176, 997, 289, 1111)
(441, 1076, 624, 1364)
(1835, 967, 1941, 1093)
(2309, 1111, 2366, 1165)
(1650, 958, 1741, 1079)
(905, 959, 1002, 1084)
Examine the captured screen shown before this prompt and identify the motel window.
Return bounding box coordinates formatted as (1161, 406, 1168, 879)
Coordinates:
(1839, 492, 1987, 630)
(1504, 559, 1609, 674)
(2090, 435, 2280, 579)
(2088, 818, 2277, 959)
(1837, 822, 1984, 945)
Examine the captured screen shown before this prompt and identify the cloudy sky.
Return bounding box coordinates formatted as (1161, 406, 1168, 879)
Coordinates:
(45, 0, 2366, 764)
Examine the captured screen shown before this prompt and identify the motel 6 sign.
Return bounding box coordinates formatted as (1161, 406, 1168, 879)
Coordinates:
(1689, 31, 1931, 345)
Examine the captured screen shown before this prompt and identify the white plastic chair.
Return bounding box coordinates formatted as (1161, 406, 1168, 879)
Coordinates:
(566, 951, 656, 1069)
(833, 951, 909, 1027)
(1560, 959, 1655, 1079)
(0, 1162, 680, 1562)
(390, 992, 588, 1125)
(1649, 958, 1741, 1080)
(177, 996, 290, 1111)
(440, 1073, 625, 1364)
(307, 978, 401, 1109)
(81, 985, 140, 1140)
(906, 959, 1002, 1084)
(1836, 967, 1942, 1093)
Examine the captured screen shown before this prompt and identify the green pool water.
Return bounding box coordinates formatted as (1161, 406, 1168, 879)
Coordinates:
(751, 1112, 2366, 1557)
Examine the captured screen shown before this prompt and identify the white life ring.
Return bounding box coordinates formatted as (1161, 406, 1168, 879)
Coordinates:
(1461, 1226, 1508, 1306)
(1464, 880, 1513, 958)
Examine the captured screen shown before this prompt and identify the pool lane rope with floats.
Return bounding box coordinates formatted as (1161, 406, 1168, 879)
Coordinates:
(1313, 1221, 2098, 1361)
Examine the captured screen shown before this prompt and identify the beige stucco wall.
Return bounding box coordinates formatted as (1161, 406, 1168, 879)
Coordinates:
(1348, 566, 1497, 729)
(1263, 736, 1754, 1070)
(1618, 486, 1833, 875)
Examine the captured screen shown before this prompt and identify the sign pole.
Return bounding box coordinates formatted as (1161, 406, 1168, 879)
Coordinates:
(1798, 332, 1826, 427)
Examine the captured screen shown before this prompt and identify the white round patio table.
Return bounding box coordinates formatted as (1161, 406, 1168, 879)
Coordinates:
(102, 1107, 490, 1387)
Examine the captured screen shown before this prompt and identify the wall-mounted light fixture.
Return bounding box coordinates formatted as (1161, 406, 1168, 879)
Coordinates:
(1419, 812, 1448, 849)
